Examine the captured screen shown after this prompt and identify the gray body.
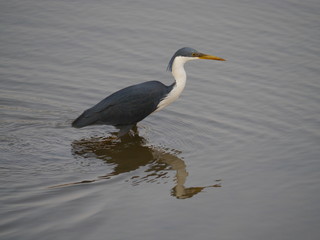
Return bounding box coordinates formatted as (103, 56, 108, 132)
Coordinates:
(72, 81, 174, 135)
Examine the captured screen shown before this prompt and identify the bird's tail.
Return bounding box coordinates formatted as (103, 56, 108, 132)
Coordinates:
(72, 110, 99, 128)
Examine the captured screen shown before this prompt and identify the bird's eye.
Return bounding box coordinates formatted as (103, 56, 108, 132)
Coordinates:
(192, 53, 197, 57)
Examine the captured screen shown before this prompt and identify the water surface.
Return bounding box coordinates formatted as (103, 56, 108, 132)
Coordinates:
(1, 0, 320, 239)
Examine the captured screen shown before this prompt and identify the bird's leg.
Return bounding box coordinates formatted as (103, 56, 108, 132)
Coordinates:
(117, 124, 135, 137)
(131, 124, 139, 136)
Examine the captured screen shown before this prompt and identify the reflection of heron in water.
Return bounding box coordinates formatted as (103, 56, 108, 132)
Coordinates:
(51, 135, 221, 199)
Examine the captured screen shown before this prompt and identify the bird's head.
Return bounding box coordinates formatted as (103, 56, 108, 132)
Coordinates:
(167, 47, 225, 72)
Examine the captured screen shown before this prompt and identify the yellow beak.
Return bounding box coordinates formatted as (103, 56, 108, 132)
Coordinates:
(198, 54, 225, 61)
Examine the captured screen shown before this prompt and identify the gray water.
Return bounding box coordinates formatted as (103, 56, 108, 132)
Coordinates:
(1, 0, 320, 239)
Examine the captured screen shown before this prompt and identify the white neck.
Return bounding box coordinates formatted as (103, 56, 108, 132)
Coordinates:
(156, 56, 195, 112)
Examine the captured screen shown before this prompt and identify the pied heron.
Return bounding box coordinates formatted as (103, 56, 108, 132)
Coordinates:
(72, 47, 225, 136)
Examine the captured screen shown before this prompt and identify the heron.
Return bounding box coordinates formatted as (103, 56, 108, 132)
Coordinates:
(72, 47, 225, 136)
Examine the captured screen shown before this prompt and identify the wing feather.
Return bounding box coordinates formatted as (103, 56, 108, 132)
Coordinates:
(72, 81, 169, 128)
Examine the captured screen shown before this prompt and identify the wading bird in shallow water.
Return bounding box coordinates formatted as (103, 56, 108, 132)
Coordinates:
(72, 47, 225, 136)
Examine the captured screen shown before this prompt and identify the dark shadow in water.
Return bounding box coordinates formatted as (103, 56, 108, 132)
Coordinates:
(51, 134, 221, 199)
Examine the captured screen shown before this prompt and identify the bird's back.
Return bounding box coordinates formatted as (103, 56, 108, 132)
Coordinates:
(72, 81, 171, 128)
